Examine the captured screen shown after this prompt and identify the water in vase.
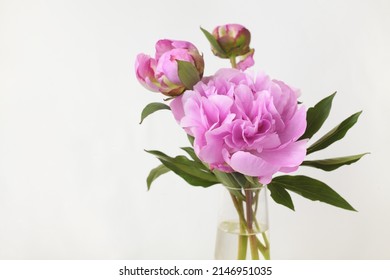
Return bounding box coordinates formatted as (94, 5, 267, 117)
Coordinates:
(215, 220, 270, 260)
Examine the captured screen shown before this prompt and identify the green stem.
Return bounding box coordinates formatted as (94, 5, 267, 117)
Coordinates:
(249, 235, 259, 260)
(251, 218, 270, 260)
(262, 232, 270, 249)
(245, 189, 259, 260)
(230, 193, 247, 226)
(230, 194, 248, 259)
(230, 56, 237, 68)
(256, 237, 270, 260)
(228, 182, 270, 260)
(253, 214, 270, 250)
(252, 187, 270, 259)
(253, 218, 270, 259)
(238, 221, 248, 259)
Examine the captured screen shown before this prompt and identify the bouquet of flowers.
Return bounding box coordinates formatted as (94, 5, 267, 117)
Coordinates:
(135, 24, 367, 260)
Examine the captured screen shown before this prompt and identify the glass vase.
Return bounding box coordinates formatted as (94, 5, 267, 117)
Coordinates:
(214, 184, 270, 260)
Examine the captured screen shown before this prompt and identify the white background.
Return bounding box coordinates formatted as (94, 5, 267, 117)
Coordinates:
(0, 0, 389, 259)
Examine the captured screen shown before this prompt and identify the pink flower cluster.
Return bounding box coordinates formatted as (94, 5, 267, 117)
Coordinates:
(135, 24, 308, 184)
(170, 69, 307, 184)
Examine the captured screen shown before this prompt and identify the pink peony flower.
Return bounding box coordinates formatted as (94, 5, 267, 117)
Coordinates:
(135, 40, 204, 96)
(170, 68, 307, 184)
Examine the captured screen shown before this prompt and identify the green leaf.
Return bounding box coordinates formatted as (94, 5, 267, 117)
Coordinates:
(187, 134, 195, 146)
(177, 60, 201, 90)
(213, 170, 236, 188)
(180, 147, 201, 163)
(307, 111, 362, 154)
(302, 153, 369, 171)
(231, 172, 249, 189)
(212, 170, 245, 200)
(271, 175, 356, 211)
(200, 27, 226, 56)
(145, 150, 219, 187)
(267, 183, 295, 211)
(139, 102, 171, 124)
(300, 92, 336, 140)
(244, 175, 261, 187)
(147, 164, 171, 190)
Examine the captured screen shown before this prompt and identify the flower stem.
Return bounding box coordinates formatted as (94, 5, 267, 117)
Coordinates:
(238, 221, 248, 259)
(228, 184, 270, 260)
(262, 232, 270, 249)
(249, 235, 260, 260)
(230, 56, 237, 68)
(245, 189, 260, 260)
(257, 237, 270, 260)
(253, 220, 270, 260)
(230, 193, 248, 259)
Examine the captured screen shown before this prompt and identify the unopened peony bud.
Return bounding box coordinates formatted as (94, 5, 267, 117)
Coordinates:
(212, 24, 251, 58)
(201, 24, 255, 71)
(135, 40, 204, 96)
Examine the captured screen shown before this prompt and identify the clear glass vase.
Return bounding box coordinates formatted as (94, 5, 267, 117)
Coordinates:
(214, 184, 270, 260)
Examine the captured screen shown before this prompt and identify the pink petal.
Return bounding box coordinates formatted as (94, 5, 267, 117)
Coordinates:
(279, 106, 307, 142)
(279, 166, 299, 173)
(236, 50, 254, 71)
(135, 54, 159, 92)
(214, 68, 246, 82)
(155, 39, 174, 59)
(198, 137, 224, 164)
(229, 151, 279, 177)
(155, 51, 180, 85)
(171, 40, 198, 52)
(170, 95, 185, 122)
(233, 84, 254, 118)
(208, 94, 234, 121)
(260, 139, 307, 167)
(259, 175, 273, 185)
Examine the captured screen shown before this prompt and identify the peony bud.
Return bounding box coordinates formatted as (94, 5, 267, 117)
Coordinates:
(201, 24, 255, 71)
(135, 40, 204, 96)
(212, 24, 251, 58)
